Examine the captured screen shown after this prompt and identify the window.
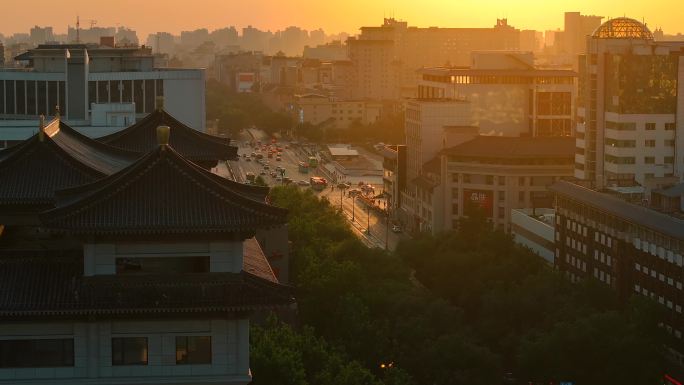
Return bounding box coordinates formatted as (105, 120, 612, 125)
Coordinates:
(112, 338, 148, 366)
(665, 139, 675, 147)
(498, 176, 505, 185)
(0, 339, 74, 368)
(665, 156, 674, 164)
(645, 139, 656, 147)
(519, 191, 525, 203)
(498, 207, 505, 219)
(665, 123, 675, 131)
(486, 175, 494, 185)
(645, 122, 656, 130)
(176, 336, 211, 365)
(645, 157, 655, 164)
(116, 256, 209, 275)
(498, 191, 505, 201)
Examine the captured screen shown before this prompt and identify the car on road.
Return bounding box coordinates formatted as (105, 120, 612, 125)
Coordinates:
(283, 177, 292, 184)
(348, 189, 361, 196)
(392, 225, 402, 233)
(259, 171, 267, 176)
(270, 171, 278, 178)
(297, 180, 311, 187)
(245, 157, 251, 162)
(263, 165, 270, 170)
(276, 156, 282, 161)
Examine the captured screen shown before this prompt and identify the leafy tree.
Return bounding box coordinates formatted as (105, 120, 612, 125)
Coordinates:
(251, 316, 382, 385)
(260, 185, 667, 385)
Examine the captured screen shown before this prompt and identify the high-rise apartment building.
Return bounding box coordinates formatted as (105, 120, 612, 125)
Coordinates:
(562, 12, 603, 58)
(349, 18, 521, 100)
(574, 18, 684, 188)
(29, 26, 54, 45)
(347, 38, 399, 100)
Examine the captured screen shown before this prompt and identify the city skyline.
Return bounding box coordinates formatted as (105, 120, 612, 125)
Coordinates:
(1, 0, 682, 39)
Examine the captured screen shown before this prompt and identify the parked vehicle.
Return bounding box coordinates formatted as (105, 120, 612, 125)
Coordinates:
(392, 225, 402, 233)
(297, 180, 311, 187)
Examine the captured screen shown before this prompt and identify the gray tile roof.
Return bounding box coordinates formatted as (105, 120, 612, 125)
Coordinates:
(41, 145, 287, 236)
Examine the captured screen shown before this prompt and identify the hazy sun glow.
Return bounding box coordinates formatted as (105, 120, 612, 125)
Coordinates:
(0, 0, 680, 38)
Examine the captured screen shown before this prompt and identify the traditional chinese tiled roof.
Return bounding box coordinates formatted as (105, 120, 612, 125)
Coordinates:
(0, 255, 293, 320)
(41, 144, 287, 235)
(96, 109, 238, 164)
(0, 119, 138, 208)
(243, 237, 278, 283)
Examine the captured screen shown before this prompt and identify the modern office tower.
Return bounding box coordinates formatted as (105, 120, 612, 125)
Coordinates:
(575, 17, 684, 189)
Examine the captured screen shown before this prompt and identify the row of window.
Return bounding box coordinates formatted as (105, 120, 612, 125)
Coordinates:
(634, 262, 683, 290)
(0, 80, 65, 117)
(87, 79, 163, 115)
(605, 121, 676, 131)
(634, 285, 683, 316)
(0, 336, 211, 368)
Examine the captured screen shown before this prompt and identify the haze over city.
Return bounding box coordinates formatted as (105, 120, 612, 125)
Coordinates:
(0, 0, 682, 37)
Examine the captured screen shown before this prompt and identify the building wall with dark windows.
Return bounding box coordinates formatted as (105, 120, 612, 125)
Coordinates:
(552, 181, 684, 348)
(0, 319, 251, 384)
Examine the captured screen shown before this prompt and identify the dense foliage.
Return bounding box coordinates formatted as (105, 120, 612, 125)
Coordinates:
(252, 186, 666, 385)
(206, 79, 293, 137)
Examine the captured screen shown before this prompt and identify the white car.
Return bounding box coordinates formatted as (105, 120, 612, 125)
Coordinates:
(297, 180, 311, 187)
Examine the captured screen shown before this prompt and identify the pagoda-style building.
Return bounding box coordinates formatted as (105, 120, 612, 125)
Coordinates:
(0, 117, 139, 226)
(0, 126, 293, 384)
(97, 105, 238, 168)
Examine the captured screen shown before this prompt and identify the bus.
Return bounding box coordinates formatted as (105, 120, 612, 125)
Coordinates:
(298, 162, 309, 174)
(308, 156, 318, 168)
(310, 177, 327, 191)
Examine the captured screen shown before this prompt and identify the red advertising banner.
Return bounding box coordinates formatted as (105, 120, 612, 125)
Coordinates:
(463, 189, 493, 217)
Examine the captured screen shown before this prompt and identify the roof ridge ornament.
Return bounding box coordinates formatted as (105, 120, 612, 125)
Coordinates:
(38, 115, 46, 142)
(156, 96, 165, 111)
(156, 125, 170, 148)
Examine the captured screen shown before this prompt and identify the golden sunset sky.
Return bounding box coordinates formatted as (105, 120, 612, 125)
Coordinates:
(0, 0, 679, 38)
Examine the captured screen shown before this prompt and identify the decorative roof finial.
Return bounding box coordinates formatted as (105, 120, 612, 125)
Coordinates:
(156, 96, 164, 111)
(38, 115, 46, 142)
(156, 125, 170, 148)
(55, 105, 61, 119)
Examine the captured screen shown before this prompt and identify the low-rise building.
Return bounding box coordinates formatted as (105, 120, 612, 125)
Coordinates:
(511, 208, 556, 264)
(0, 44, 205, 145)
(399, 135, 575, 234)
(295, 94, 382, 129)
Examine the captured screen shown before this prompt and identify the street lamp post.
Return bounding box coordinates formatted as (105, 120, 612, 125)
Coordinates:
(352, 195, 356, 222)
(366, 204, 371, 235)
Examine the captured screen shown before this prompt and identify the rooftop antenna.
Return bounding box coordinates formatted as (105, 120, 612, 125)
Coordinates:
(76, 15, 80, 43)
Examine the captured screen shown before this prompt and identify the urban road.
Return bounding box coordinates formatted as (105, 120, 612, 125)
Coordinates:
(214, 131, 403, 251)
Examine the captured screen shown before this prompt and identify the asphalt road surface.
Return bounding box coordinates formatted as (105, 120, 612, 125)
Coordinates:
(222, 130, 403, 251)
